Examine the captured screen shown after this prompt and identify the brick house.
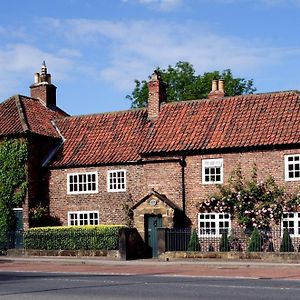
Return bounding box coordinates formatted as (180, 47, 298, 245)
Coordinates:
(1, 64, 300, 253)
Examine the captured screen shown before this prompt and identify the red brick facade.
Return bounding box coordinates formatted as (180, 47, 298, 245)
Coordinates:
(46, 147, 300, 229)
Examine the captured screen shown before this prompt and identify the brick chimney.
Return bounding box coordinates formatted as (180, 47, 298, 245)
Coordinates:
(30, 61, 57, 107)
(208, 79, 225, 99)
(148, 70, 166, 120)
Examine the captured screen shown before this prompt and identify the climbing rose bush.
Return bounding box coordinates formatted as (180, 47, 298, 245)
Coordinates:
(199, 165, 300, 231)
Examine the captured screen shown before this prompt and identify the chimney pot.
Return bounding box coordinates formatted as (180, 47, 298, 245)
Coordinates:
(218, 79, 224, 93)
(208, 79, 225, 99)
(30, 61, 57, 107)
(212, 80, 218, 92)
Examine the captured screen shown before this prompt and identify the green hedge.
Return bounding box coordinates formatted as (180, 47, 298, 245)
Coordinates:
(24, 225, 126, 251)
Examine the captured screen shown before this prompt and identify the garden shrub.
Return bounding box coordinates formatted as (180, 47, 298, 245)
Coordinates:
(280, 228, 294, 252)
(248, 228, 262, 252)
(188, 229, 201, 251)
(24, 225, 126, 251)
(219, 232, 230, 252)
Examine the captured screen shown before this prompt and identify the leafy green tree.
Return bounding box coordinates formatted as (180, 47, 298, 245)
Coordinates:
(248, 228, 262, 252)
(280, 228, 294, 252)
(127, 61, 256, 108)
(188, 229, 201, 251)
(0, 139, 27, 249)
(219, 231, 230, 252)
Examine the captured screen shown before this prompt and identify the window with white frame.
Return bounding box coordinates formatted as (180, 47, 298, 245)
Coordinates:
(107, 170, 126, 192)
(285, 154, 300, 181)
(68, 211, 99, 226)
(282, 212, 300, 236)
(198, 212, 231, 236)
(67, 172, 98, 194)
(202, 158, 223, 184)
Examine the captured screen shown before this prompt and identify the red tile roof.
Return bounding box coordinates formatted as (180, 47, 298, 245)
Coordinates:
(141, 91, 300, 154)
(0, 95, 67, 138)
(50, 109, 151, 167)
(49, 90, 300, 167)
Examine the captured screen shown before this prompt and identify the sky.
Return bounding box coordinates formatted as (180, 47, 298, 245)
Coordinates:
(1, 0, 300, 116)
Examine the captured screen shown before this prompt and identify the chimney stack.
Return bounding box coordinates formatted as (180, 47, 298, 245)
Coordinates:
(208, 79, 225, 99)
(30, 61, 57, 107)
(147, 70, 166, 121)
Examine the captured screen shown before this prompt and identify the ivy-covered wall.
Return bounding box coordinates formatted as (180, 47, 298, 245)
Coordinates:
(0, 139, 27, 239)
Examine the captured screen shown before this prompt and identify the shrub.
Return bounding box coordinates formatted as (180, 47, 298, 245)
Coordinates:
(248, 228, 262, 252)
(188, 229, 201, 251)
(219, 232, 230, 252)
(280, 228, 294, 252)
(24, 225, 126, 251)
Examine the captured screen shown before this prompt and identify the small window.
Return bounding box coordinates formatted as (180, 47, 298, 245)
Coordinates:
(285, 154, 300, 181)
(67, 172, 98, 194)
(68, 211, 99, 226)
(198, 212, 231, 236)
(282, 212, 300, 236)
(107, 170, 126, 192)
(202, 158, 223, 184)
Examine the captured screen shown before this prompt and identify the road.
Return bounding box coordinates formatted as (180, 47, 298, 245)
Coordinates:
(1, 271, 300, 300)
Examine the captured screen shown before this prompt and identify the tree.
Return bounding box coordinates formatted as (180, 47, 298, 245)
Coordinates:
(219, 231, 230, 252)
(248, 228, 262, 252)
(188, 229, 201, 251)
(280, 228, 294, 252)
(126, 61, 256, 108)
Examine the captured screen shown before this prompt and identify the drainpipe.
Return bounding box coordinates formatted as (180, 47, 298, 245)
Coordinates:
(180, 155, 186, 213)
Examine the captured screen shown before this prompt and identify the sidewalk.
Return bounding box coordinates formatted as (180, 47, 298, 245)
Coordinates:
(1, 256, 300, 280)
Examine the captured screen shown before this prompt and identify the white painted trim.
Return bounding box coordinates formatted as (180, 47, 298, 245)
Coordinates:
(198, 212, 231, 237)
(281, 212, 300, 237)
(67, 210, 99, 226)
(201, 158, 224, 185)
(284, 154, 300, 182)
(67, 171, 98, 194)
(107, 170, 127, 192)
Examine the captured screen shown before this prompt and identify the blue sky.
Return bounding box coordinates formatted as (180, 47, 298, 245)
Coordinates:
(1, 0, 300, 115)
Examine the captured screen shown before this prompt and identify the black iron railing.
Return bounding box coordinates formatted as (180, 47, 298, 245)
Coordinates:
(165, 228, 300, 252)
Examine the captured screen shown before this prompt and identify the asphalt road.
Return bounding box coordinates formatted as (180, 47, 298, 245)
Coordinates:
(1, 271, 300, 300)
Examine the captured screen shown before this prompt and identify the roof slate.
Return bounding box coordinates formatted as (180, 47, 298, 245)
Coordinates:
(49, 91, 300, 167)
(0, 95, 67, 138)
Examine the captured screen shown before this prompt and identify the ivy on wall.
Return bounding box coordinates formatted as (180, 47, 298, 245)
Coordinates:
(199, 165, 300, 231)
(0, 139, 27, 238)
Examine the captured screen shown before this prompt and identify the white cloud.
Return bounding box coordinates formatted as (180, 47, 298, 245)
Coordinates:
(122, 0, 182, 10)
(0, 43, 73, 99)
(42, 18, 300, 92)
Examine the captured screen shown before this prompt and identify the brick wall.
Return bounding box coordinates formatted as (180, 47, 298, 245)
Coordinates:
(185, 148, 300, 227)
(45, 147, 300, 228)
(46, 160, 183, 226)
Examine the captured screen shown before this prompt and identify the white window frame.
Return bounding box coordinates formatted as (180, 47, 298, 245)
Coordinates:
(202, 158, 224, 184)
(107, 170, 127, 192)
(282, 212, 300, 237)
(284, 154, 300, 182)
(68, 211, 99, 226)
(198, 212, 231, 237)
(67, 172, 98, 194)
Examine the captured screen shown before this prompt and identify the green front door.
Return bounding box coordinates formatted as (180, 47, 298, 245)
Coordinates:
(146, 215, 162, 257)
(13, 208, 23, 249)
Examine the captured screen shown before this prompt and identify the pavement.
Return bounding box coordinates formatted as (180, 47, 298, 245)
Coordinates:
(1, 256, 300, 280)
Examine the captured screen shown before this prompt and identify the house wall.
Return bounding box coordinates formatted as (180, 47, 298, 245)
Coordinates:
(185, 147, 300, 227)
(47, 160, 183, 226)
(46, 147, 300, 228)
